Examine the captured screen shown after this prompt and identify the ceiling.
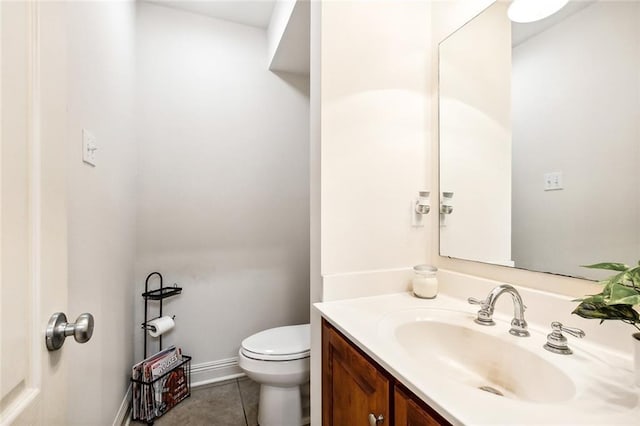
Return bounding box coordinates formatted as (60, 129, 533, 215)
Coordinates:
(512, 0, 595, 47)
(144, 0, 277, 29)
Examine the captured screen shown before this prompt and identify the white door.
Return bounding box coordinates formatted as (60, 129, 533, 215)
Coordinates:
(1, 2, 70, 424)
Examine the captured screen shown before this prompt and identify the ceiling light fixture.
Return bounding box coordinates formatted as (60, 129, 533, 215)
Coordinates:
(508, 0, 570, 23)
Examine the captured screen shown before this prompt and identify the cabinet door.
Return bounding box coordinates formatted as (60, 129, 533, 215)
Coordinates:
(322, 320, 390, 426)
(395, 387, 448, 426)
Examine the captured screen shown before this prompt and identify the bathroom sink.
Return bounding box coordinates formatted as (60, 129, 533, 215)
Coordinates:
(317, 291, 640, 424)
(379, 308, 576, 403)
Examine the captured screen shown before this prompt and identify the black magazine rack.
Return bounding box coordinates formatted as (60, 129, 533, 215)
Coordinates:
(131, 272, 191, 424)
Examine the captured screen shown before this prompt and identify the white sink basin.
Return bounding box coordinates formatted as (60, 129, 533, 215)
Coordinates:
(379, 308, 576, 403)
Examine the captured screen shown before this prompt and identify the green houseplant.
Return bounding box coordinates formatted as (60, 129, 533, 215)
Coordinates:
(573, 261, 640, 386)
(572, 261, 640, 329)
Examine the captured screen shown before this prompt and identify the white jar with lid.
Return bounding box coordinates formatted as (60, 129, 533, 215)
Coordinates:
(412, 265, 438, 299)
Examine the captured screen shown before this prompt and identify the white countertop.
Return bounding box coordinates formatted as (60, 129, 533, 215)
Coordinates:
(315, 291, 640, 425)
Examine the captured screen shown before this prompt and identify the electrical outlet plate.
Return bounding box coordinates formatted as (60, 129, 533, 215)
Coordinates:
(82, 129, 97, 167)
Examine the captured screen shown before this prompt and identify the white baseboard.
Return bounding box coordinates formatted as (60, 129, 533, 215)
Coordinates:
(113, 384, 132, 426)
(112, 357, 244, 425)
(191, 356, 245, 388)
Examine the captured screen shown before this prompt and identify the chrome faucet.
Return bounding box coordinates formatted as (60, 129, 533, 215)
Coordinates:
(468, 284, 530, 337)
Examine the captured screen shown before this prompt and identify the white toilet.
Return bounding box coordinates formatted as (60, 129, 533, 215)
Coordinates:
(238, 324, 310, 426)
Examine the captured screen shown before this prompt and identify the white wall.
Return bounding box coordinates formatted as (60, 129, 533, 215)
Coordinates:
(439, 1, 512, 266)
(511, 1, 640, 278)
(311, 1, 432, 423)
(309, 0, 322, 424)
(320, 1, 431, 278)
(65, 2, 137, 424)
(267, 0, 296, 65)
(135, 3, 310, 376)
(267, 0, 310, 74)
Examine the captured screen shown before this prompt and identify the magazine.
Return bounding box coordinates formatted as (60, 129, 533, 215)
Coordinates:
(131, 363, 141, 420)
(131, 346, 189, 421)
(150, 347, 187, 416)
(142, 346, 178, 420)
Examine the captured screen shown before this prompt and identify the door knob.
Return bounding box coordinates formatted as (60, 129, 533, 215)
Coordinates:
(45, 312, 94, 351)
(368, 413, 384, 426)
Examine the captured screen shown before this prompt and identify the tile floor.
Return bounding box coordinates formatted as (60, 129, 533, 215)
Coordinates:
(154, 377, 260, 426)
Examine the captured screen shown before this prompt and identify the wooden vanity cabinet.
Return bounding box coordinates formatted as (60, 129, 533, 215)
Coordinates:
(322, 319, 390, 426)
(322, 319, 451, 426)
(394, 386, 445, 426)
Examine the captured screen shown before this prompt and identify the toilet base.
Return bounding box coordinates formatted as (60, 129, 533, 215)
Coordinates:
(258, 384, 302, 426)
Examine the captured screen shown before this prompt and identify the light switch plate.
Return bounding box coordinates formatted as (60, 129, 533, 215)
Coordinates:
(544, 172, 563, 191)
(82, 129, 97, 167)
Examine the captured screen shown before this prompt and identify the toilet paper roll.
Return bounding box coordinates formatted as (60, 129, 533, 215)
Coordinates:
(147, 316, 175, 337)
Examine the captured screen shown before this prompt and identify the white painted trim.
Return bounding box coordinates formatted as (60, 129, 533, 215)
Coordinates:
(0, 4, 44, 423)
(0, 0, 4, 417)
(27, 0, 43, 393)
(190, 357, 244, 389)
(112, 384, 131, 426)
(0, 389, 40, 426)
(193, 373, 246, 390)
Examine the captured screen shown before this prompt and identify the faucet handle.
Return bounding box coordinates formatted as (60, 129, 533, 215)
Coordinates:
(544, 321, 585, 355)
(551, 321, 586, 339)
(468, 297, 495, 326)
(551, 321, 585, 338)
(467, 297, 486, 306)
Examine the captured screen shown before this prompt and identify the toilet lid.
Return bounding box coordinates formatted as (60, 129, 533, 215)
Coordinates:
(241, 324, 310, 361)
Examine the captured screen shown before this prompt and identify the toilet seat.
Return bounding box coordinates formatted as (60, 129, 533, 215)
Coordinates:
(241, 324, 310, 361)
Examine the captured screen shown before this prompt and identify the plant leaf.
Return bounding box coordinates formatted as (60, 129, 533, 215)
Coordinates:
(610, 295, 640, 305)
(581, 262, 629, 272)
(607, 283, 640, 305)
(600, 271, 629, 297)
(608, 271, 628, 284)
(627, 267, 640, 288)
(572, 301, 640, 323)
(573, 294, 605, 304)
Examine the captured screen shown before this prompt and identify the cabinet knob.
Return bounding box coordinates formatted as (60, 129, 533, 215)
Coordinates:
(368, 413, 384, 426)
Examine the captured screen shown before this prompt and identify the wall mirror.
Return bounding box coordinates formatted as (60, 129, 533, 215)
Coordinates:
(438, 0, 640, 281)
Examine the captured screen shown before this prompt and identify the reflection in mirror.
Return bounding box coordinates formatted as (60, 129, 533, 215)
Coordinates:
(439, 1, 640, 281)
